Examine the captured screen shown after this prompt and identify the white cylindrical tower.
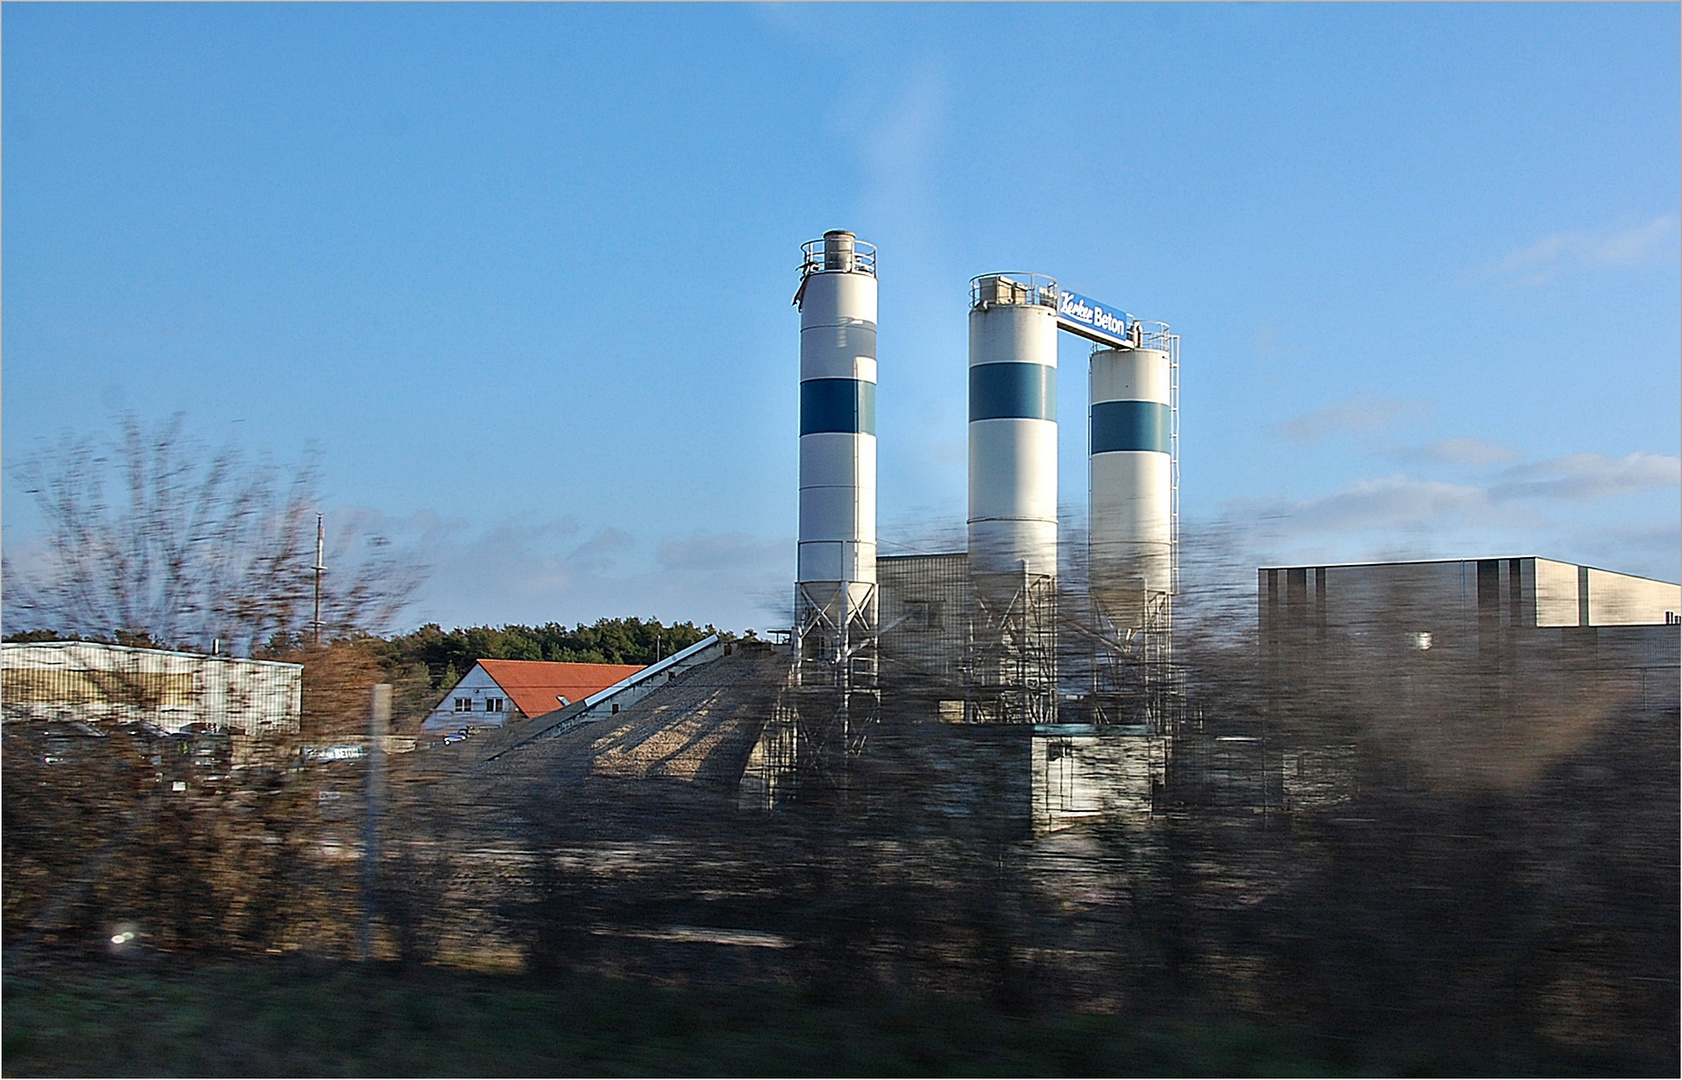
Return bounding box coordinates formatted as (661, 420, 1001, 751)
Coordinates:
(967, 273, 1059, 604)
(795, 231, 878, 658)
(1089, 327, 1173, 631)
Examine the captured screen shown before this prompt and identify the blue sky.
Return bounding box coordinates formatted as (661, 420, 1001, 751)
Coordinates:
(5, 3, 1678, 634)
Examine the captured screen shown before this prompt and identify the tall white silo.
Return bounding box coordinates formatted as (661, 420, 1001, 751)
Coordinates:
(966, 273, 1059, 724)
(795, 231, 878, 663)
(1088, 327, 1174, 632)
(967, 273, 1059, 601)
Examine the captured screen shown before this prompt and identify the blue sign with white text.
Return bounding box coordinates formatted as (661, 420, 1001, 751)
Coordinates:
(1056, 290, 1132, 347)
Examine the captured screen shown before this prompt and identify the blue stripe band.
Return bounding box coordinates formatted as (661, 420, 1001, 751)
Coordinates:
(1091, 400, 1170, 454)
(969, 363, 1056, 422)
(801, 379, 876, 436)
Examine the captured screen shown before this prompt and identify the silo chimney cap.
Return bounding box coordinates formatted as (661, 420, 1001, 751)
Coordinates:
(798, 233, 876, 286)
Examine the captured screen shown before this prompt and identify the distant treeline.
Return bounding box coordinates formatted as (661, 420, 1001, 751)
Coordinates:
(5, 617, 738, 699)
(370, 618, 731, 693)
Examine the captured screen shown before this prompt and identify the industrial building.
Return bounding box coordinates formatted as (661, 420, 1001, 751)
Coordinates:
(1247, 556, 1680, 813)
(1260, 556, 1680, 639)
(1257, 556, 1681, 694)
(792, 233, 1183, 730)
(0, 640, 302, 737)
(790, 231, 1681, 715)
(1257, 555, 1679, 706)
(0, 640, 303, 771)
(774, 227, 1681, 842)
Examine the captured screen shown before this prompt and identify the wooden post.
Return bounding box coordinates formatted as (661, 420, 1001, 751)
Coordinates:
(359, 683, 391, 961)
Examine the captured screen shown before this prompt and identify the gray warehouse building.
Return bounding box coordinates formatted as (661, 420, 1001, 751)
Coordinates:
(1260, 556, 1680, 640)
(1255, 556, 1679, 805)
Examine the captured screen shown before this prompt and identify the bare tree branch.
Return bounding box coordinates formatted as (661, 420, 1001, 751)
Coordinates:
(4, 413, 424, 652)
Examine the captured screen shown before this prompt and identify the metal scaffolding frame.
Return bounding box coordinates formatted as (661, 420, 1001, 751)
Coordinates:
(964, 564, 1058, 725)
(794, 580, 879, 758)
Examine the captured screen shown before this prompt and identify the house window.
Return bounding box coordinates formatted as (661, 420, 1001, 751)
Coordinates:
(454, 697, 472, 712)
(486, 697, 504, 713)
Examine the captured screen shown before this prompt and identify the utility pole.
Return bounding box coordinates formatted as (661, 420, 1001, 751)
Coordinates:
(313, 514, 326, 646)
(359, 683, 391, 962)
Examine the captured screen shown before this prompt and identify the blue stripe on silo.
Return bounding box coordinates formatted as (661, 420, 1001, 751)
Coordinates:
(969, 363, 1056, 422)
(800, 379, 877, 436)
(1091, 400, 1170, 454)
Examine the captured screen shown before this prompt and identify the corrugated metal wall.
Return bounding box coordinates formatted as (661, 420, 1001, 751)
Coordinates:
(1, 641, 301, 735)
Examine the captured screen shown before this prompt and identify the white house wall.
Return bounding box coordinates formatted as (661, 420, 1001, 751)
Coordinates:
(422, 664, 518, 732)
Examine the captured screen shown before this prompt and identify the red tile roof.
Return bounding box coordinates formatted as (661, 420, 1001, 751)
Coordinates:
(476, 659, 645, 719)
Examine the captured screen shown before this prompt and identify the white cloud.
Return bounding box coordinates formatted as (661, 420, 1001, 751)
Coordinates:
(1225, 446, 1680, 579)
(748, 3, 828, 42)
(3, 489, 799, 636)
(1399, 436, 1523, 467)
(563, 527, 636, 575)
(1487, 215, 1679, 286)
(839, 63, 952, 263)
(1251, 474, 1501, 533)
(656, 531, 787, 572)
(1555, 520, 1682, 584)
(399, 517, 794, 634)
(1248, 451, 1677, 538)
(1276, 395, 1431, 443)
(862, 67, 948, 201)
(1491, 451, 1681, 502)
